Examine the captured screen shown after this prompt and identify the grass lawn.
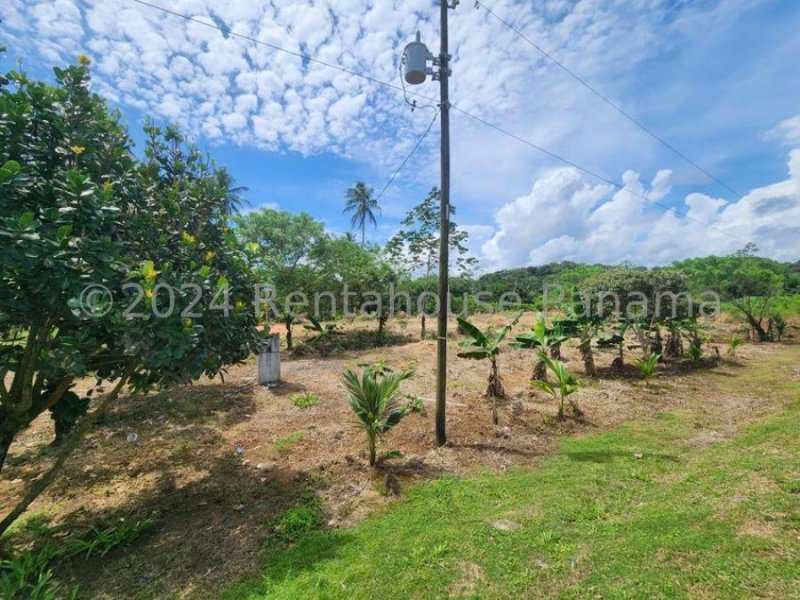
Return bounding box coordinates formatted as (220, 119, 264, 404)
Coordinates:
(223, 351, 800, 599)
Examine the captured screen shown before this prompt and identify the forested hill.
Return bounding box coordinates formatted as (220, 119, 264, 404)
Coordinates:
(474, 257, 800, 305)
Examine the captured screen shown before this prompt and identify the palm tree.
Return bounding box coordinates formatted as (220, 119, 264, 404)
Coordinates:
(344, 182, 380, 245)
(342, 367, 414, 466)
(531, 353, 580, 420)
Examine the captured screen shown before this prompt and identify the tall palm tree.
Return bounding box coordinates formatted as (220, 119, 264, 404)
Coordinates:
(343, 182, 380, 245)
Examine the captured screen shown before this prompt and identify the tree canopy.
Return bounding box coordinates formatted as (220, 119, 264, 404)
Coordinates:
(0, 59, 257, 532)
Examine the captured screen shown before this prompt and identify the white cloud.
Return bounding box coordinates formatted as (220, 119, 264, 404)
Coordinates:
(4, 0, 799, 267)
(481, 150, 800, 268)
(765, 115, 800, 146)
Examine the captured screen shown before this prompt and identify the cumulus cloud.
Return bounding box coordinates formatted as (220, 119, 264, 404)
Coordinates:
(482, 150, 800, 268)
(765, 115, 800, 146)
(4, 0, 799, 267)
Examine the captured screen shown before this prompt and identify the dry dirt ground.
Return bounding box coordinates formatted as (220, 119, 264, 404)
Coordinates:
(0, 313, 798, 598)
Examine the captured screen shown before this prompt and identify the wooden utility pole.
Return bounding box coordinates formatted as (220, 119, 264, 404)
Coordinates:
(435, 0, 451, 447)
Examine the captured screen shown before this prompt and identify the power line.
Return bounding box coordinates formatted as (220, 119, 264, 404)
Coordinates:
(449, 106, 748, 243)
(474, 0, 744, 199)
(376, 109, 440, 202)
(130, 0, 440, 106)
(128, 0, 748, 244)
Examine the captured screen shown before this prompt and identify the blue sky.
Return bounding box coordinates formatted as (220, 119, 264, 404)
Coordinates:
(3, 0, 800, 269)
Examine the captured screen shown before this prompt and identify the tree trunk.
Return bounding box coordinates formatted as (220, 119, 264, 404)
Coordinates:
(368, 432, 377, 467)
(652, 327, 664, 358)
(664, 328, 683, 358)
(286, 324, 293, 351)
(532, 358, 547, 382)
(0, 371, 130, 537)
(378, 313, 388, 341)
(488, 359, 503, 425)
(579, 339, 596, 377)
(420, 313, 426, 340)
(0, 430, 14, 475)
(746, 315, 769, 342)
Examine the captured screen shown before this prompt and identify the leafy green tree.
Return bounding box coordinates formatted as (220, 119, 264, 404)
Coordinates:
(456, 315, 520, 425)
(342, 366, 414, 466)
(673, 254, 786, 341)
(235, 208, 326, 311)
(0, 60, 257, 534)
(386, 187, 477, 338)
(344, 182, 380, 245)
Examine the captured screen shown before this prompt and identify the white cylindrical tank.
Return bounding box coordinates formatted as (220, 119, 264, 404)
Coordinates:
(257, 333, 281, 385)
(403, 32, 430, 85)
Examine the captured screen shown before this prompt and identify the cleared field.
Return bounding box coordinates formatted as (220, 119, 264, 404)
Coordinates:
(1, 315, 798, 598)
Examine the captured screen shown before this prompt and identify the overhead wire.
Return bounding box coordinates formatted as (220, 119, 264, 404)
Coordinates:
(375, 107, 440, 202)
(473, 0, 744, 199)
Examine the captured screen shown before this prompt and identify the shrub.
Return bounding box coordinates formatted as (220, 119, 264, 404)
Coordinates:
(358, 359, 393, 378)
(771, 314, 787, 341)
(404, 394, 426, 414)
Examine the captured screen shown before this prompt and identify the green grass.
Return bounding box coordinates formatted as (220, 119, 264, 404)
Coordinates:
(224, 358, 800, 599)
(272, 431, 304, 452)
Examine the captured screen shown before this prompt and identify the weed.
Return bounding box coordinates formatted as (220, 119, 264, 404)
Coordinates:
(290, 392, 320, 408)
(404, 394, 425, 414)
(0, 548, 77, 600)
(68, 519, 154, 559)
(727, 335, 743, 358)
(272, 431, 304, 452)
(268, 495, 324, 546)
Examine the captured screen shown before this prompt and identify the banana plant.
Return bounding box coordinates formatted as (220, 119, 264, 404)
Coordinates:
(457, 314, 521, 425)
(303, 316, 342, 355)
(342, 366, 414, 466)
(514, 314, 567, 382)
(531, 353, 580, 420)
(596, 320, 629, 369)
